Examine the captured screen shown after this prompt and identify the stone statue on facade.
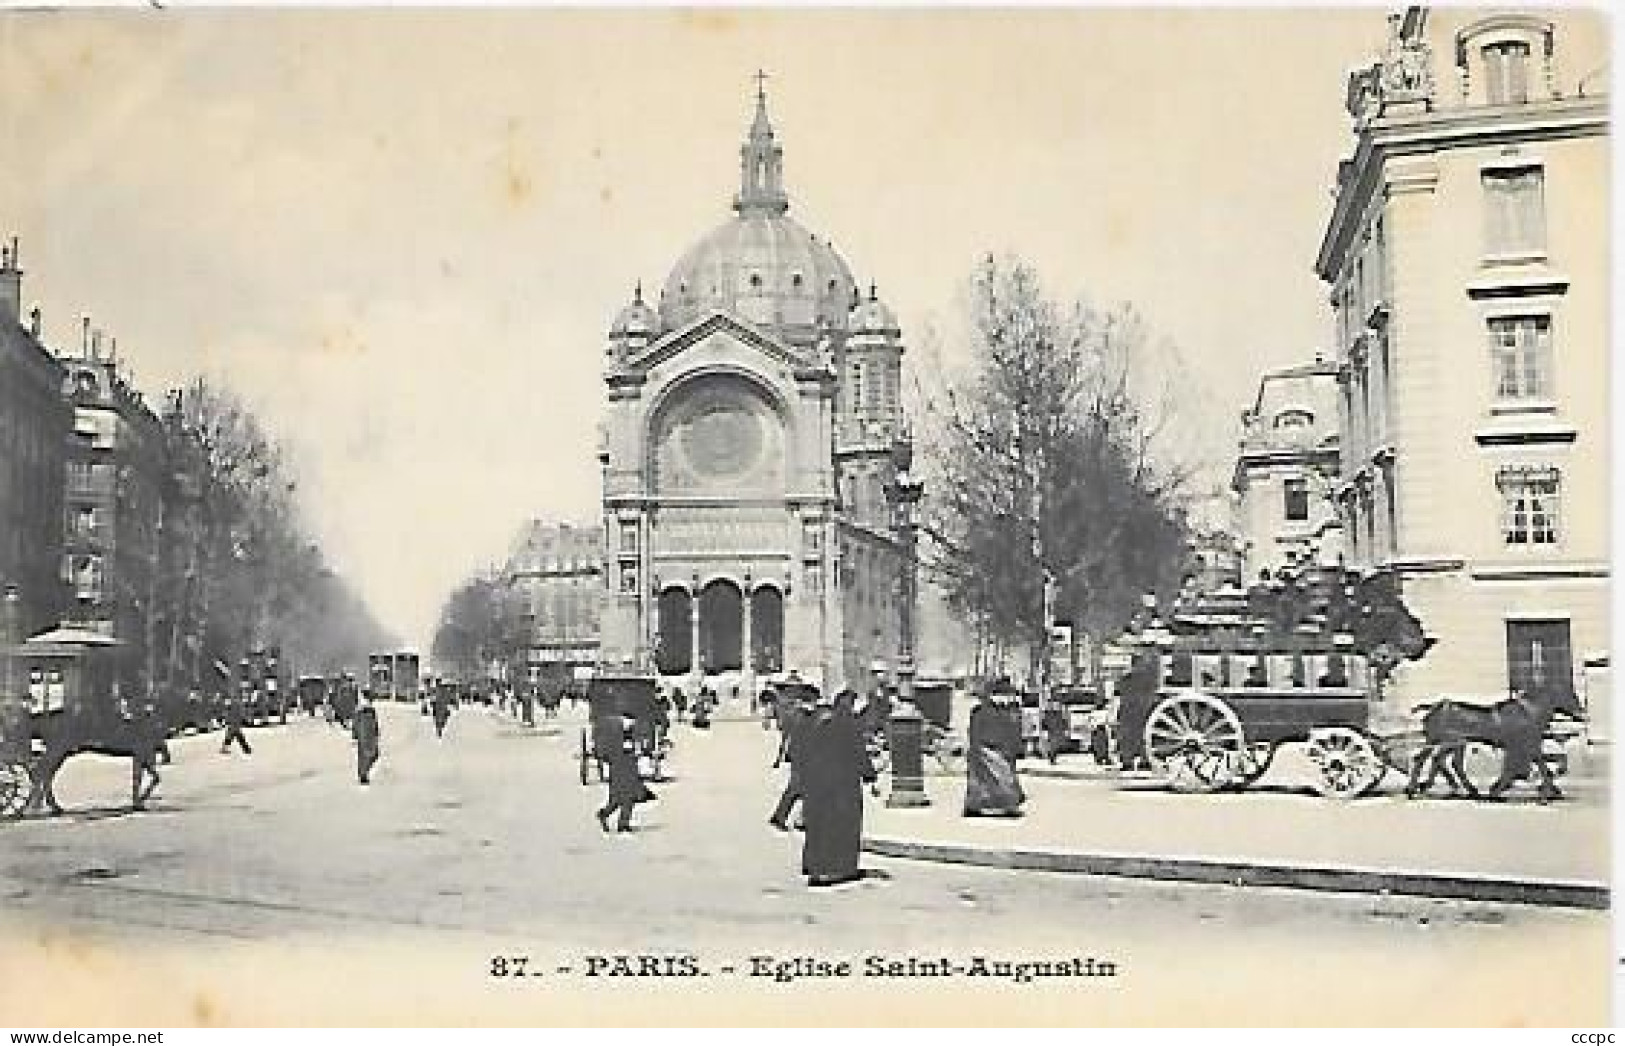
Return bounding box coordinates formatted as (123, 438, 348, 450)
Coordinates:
(1380, 13, 1434, 101)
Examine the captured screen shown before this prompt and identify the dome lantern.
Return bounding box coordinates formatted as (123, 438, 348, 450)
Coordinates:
(734, 71, 789, 219)
(656, 78, 857, 340)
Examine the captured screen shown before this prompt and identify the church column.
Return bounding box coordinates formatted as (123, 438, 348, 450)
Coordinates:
(741, 577, 755, 697)
(689, 582, 703, 691)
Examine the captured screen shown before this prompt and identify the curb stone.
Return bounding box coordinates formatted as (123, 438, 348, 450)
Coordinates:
(861, 837, 1609, 910)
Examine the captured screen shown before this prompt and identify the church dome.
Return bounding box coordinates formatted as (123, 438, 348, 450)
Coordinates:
(610, 286, 659, 337)
(848, 287, 899, 335)
(656, 84, 859, 339)
(659, 215, 857, 335)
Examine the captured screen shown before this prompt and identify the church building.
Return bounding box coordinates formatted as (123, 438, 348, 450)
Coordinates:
(597, 83, 909, 696)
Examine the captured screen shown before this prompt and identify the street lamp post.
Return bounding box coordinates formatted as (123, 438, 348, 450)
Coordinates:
(885, 435, 929, 809)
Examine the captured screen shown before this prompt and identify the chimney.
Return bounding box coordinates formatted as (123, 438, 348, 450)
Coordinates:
(0, 237, 21, 325)
(0, 584, 19, 717)
(1, 584, 20, 647)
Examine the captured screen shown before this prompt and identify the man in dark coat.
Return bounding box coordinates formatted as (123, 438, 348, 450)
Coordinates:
(430, 688, 452, 739)
(220, 695, 253, 755)
(352, 697, 381, 784)
(1040, 702, 1069, 764)
(965, 693, 1026, 816)
(799, 689, 876, 887)
(768, 690, 813, 831)
(1114, 651, 1160, 770)
(596, 712, 656, 833)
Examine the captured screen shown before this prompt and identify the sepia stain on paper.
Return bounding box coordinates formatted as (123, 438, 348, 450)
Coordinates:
(677, 9, 739, 36)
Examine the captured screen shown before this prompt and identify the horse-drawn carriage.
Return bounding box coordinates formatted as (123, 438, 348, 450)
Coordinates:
(578, 673, 670, 785)
(0, 628, 160, 818)
(1114, 566, 1437, 798)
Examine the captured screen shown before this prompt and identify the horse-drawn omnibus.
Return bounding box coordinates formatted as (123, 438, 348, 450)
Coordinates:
(1112, 565, 1434, 798)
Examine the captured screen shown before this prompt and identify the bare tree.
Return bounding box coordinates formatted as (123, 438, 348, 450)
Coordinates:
(918, 256, 1198, 682)
(430, 570, 528, 683)
(153, 378, 391, 691)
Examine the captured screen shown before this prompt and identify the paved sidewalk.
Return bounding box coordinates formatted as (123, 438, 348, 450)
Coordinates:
(863, 746, 1610, 909)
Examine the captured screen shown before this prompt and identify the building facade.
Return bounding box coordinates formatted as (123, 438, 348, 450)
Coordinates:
(598, 86, 907, 695)
(58, 325, 170, 690)
(1314, 7, 1609, 723)
(1231, 359, 1344, 580)
(0, 240, 70, 637)
(504, 519, 604, 683)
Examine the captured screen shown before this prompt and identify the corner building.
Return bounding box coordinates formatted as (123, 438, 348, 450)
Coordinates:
(1231, 359, 1344, 581)
(598, 87, 908, 695)
(1315, 7, 1609, 728)
(0, 242, 69, 636)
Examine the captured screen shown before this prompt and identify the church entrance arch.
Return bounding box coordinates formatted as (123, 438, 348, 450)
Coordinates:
(698, 579, 744, 674)
(655, 588, 693, 675)
(751, 586, 784, 674)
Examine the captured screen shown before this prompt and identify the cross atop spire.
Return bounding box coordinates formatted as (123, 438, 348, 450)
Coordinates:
(734, 73, 789, 217)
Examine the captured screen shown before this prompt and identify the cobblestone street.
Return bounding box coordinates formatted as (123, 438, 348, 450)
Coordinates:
(0, 704, 1607, 1025)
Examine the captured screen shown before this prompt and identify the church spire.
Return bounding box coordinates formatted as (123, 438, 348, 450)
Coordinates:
(734, 71, 789, 218)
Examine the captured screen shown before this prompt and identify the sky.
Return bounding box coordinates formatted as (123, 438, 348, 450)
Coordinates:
(1, 7, 1402, 650)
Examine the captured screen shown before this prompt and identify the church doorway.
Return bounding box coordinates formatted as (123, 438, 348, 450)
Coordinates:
(699, 579, 744, 674)
(751, 586, 784, 674)
(655, 588, 693, 675)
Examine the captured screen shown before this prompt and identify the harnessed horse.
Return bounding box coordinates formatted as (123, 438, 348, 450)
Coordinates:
(25, 705, 169, 815)
(1404, 683, 1584, 802)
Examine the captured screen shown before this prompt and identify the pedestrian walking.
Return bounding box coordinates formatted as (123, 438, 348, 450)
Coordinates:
(431, 688, 452, 739)
(799, 689, 876, 888)
(143, 698, 173, 766)
(964, 691, 1026, 817)
(352, 696, 381, 785)
(520, 688, 536, 727)
(1040, 702, 1069, 765)
(220, 695, 253, 755)
(671, 686, 688, 722)
(768, 688, 813, 831)
(595, 712, 655, 833)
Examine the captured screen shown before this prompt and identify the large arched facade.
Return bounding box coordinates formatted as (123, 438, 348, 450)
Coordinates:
(597, 86, 910, 697)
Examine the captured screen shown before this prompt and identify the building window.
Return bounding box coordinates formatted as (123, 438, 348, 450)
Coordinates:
(1283, 479, 1310, 522)
(1482, 41, 1531, 104)
(1482, 167, 1545, 255)
(1498, 466, 1560, 546)
(848, 362, 863, 415)
(1487, 315, 1552, 401)
(1506, 619, 1572, 696)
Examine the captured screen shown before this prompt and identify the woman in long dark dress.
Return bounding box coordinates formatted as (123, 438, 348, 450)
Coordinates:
(964, 692, 1026, 817)
(799, 689, 876, 887)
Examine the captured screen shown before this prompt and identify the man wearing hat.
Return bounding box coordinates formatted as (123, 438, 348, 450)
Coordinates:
(596, 710, 656, 833)
(352, 695, 381, 785)
(798, 688, 876, 887)
(768, 685, 815, 832)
